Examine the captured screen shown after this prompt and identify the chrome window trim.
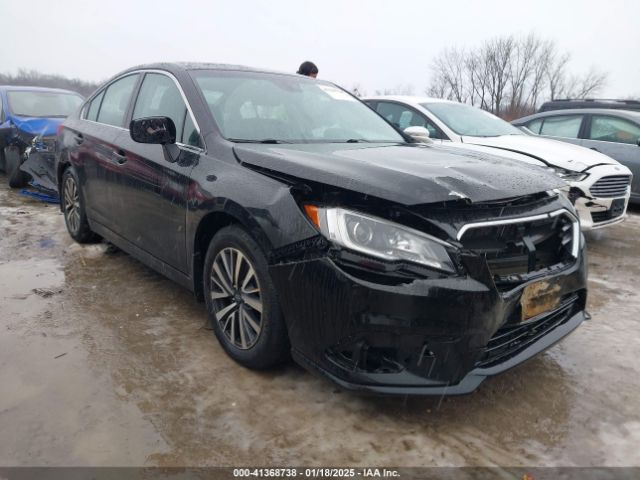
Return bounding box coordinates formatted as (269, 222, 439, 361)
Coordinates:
(81, 69, 206, 152)
(457, 208, 580, 258)
(83, 72, 139, 126)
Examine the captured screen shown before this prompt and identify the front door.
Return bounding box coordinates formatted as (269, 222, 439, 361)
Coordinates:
(112, 72, 204, 273)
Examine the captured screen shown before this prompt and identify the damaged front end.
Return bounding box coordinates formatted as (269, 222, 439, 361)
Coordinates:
(266, 181, 587, 395)
(0, 118, 63, 192)
(20, 135, 60, 194)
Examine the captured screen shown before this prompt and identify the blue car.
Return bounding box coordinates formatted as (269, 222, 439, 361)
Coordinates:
(0, 86, 83, 189)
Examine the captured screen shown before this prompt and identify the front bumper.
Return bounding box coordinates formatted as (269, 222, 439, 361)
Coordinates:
(566, 164, 632, 230)
(19, 142, 58, 193)
(269, 243, 587, 396)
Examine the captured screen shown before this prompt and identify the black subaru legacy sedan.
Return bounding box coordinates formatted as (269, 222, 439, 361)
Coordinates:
(56, 63, 587, 395)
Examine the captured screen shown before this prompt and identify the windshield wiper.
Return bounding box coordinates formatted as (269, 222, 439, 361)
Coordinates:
(345, 138, 370, 143)
(228, 138, 292, 144)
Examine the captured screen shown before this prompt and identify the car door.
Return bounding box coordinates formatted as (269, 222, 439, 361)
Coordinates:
(373, 101, 447, 141)
(581, 114, 640, 199)
(71, 74, 140, 231)
(535, 114, 586, 147)
(112, 71, 204, 273)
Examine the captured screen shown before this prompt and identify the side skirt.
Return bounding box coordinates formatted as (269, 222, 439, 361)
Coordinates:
(89, 219, 194, 293)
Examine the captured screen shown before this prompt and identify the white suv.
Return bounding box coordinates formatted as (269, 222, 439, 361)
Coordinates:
(364, 96, 632, 230)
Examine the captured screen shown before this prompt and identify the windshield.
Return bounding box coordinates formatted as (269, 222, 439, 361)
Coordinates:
(422, 102, 523, 137)
(191, 70, 404, 143)
(7, 91, 83, 118)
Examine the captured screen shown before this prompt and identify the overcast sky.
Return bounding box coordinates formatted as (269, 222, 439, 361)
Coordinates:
(2, 0, 638, 98)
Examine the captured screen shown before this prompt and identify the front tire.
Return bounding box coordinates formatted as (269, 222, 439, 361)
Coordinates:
(5, 147, 29, 188)
(203, 225, 289, 369)
(61, 167, 100, 243)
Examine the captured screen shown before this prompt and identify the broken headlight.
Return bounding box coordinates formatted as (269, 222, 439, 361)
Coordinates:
(548, 167, 588, 182)
(305, 206, 456, 273)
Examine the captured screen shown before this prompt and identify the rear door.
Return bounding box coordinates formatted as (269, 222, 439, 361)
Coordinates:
(74, 74, 140, 231)
(112, 71, 204, 272)
(581, 114, 640, 198)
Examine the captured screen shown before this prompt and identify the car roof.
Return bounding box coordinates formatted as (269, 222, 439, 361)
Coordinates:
(362, 95, 457, 105)
(540, 99, 640, 109)
(116, 62, 303, 79)
(514, 108, 640, 124)
(0, 85, 81, 95)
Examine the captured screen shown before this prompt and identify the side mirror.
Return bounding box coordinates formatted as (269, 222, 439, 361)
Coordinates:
(637, 138, 640, 147)
(130, 116, 176, 145)
(404, 126, 432, 143)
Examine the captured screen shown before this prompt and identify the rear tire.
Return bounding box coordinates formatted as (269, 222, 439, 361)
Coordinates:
(203, 225, 289, 369)
(61, 167, 100, 243)
(5, 147, 29, 188)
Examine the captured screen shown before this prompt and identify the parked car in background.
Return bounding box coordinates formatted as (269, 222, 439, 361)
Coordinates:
(513, 109, 640, 204)
(364, 96, 633, 229)
(57, 62, 586, 395)
(538, 98, 640, 113)
(0, 86, 83, 189)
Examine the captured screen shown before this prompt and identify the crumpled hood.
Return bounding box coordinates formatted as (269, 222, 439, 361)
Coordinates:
(234, 143, 565, 206)
(10, 116, 64, 137)
(462, 134, 618, 172)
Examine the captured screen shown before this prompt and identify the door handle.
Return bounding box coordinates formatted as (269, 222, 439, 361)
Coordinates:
(74, 133, 84, 144)
(113, 149, 127, 164)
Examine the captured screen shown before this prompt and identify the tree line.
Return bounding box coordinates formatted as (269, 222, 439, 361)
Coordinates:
(426, 33, 608, 119)
(0, 69, 100, 97)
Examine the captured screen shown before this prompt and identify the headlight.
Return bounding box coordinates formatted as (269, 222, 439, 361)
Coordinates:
(304, 206, 456, 273)
(547, 167, 588, 182)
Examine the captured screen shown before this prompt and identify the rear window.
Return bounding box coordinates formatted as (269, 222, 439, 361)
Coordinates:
(7, 91, 83, 117)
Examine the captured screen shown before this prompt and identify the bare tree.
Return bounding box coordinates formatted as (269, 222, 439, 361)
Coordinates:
(426, 32, 609, 118)
(569, 68, 608, 98)
(546, 52, 571, 100)
(429, 47, 469, 102)
(484, 36, 515, 115)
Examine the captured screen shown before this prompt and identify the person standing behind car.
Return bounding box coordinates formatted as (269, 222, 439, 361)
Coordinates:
(297, 61, 318, 78)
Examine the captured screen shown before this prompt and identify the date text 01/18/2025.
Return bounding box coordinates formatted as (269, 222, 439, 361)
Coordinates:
(232, 468, 400, 477)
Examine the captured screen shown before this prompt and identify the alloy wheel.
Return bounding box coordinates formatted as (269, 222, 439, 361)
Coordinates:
(210, 247, 263, 350)
(63, 176, 81, 234)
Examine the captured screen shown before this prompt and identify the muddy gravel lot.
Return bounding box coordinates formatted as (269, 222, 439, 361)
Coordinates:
(0, 177, 639, 468)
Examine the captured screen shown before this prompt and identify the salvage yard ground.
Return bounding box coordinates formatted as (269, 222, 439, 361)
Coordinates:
(0, 177, 639, 467)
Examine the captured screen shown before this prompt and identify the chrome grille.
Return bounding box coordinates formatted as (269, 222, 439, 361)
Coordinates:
(590, 175, 631, 198)
(458, 209, 579, 291)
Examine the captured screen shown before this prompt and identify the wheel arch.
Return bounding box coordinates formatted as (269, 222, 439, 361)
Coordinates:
(56, 150, 72, 212)
(192, 205, 274, 301)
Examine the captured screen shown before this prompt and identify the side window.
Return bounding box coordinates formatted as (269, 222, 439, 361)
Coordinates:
(86, 90, 105, 121)
(375, 102, 443, 139)
(588, 116, 640, 145)
(133, 73, 189, 141)
(422, 117, 445, 140)
(525, 118, 543, 134)
(539, 115, 582, 138)
(97, 74, 139, 127)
